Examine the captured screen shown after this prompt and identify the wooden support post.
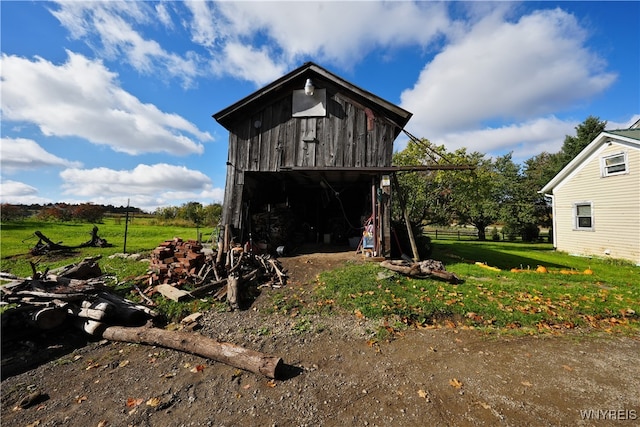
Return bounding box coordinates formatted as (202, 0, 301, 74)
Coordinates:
(392, 174, 420, 262)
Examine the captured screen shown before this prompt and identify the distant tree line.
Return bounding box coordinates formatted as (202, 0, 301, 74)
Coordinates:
(0, 201, 222, 227)
(392, 116, 607, 241)
(153, 202, 222, 227)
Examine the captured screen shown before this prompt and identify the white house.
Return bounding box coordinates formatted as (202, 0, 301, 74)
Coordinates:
(540, 121, 640, 265)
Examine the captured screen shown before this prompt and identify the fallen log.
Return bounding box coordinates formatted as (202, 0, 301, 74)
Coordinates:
(83, 324, 283, 379)
(31, 227, 111, 255)
(380, 259, 461, 284)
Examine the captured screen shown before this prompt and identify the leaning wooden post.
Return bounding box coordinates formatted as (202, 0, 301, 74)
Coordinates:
(391, 174, 420, 262)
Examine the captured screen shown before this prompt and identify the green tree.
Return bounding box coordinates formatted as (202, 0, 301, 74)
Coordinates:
(201, 203, 222, 226)
(557, 115, 607, 169)
(442, 150, 501, 241)
(392, 139, 452, 225)
(178, 202, 204, 226)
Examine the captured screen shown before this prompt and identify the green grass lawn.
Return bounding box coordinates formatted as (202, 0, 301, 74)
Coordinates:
(3, 221, 639, 334)
(0, 218, 210, 278)
(314, 240, 640, 336)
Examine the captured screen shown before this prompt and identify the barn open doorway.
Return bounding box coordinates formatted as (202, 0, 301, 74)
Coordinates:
(242, 171, 377, 251)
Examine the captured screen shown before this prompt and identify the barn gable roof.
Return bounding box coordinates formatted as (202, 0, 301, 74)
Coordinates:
(212, 62, 412, 138)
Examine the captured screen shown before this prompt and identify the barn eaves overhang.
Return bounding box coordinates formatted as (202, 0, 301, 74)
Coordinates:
(212, 62, 413, 139)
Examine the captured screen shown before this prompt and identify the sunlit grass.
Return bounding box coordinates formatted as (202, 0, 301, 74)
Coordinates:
(0, 218, 206, 278)
(314, 241, 640, 334)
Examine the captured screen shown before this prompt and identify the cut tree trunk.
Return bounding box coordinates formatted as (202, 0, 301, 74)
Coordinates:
(94, 325, 283, 379)
(380, 260, 461, 284)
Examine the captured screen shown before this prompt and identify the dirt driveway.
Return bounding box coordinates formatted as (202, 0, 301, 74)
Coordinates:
(2, 247, 639, 426)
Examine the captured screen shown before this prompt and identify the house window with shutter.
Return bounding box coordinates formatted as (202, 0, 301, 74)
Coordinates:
(574, 202, 593, 230)
(601, 152, 627, 177)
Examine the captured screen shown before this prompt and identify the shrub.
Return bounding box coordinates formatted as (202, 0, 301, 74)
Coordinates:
(520, 223, 540, 242)
(491, 227, 500, 241)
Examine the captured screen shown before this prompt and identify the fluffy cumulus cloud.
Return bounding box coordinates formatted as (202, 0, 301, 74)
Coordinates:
(1, 52, 212, 156)
(400, 7, 617, 157)
(50, 1, 201, 88)
(1, 137, 83, 173)
(211, 1, 450, 69)
(0, 180, 53, 205)
(60, 163, 212, 196)
(50, 1, 453, 87)
(58, 163, 223, 211)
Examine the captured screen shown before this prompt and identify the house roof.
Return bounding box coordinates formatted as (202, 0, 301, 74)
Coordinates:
(212, 62, 413, 136)
(540, 128, 640, 194)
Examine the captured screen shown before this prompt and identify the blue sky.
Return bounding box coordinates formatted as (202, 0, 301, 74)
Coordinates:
(1, 1, 638, 212)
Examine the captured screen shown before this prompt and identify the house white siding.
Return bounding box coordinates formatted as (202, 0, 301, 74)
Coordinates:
(552, 142, 640, 264)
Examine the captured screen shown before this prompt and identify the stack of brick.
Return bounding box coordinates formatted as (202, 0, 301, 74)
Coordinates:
(147, 237, 207, 288)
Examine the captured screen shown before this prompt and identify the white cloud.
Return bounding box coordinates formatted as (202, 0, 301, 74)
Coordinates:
(55, 163, 224, 212)
(399, 7, 617, 159)
(608, 114, 640, 130)
(154, 2, 173, 29)
(59, 162, 217, 197)
(437, 116, 578, 160)
(1, 52, 212, 156)
(0, 179, 52, 205)
(49, 1, 453, 87)
(1, 137, 83, 173)
(215, 1, 450, 67)
(50, 1, 201, 88)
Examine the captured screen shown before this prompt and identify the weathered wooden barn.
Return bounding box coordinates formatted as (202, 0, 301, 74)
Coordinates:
(213, 62, 413, 257)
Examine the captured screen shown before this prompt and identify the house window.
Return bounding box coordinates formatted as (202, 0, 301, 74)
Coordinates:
(574, 202, 593, 230)
(602, 152, 627, 176)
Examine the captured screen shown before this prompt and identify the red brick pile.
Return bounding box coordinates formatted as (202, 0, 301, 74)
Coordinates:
(147, 238, 208, 287)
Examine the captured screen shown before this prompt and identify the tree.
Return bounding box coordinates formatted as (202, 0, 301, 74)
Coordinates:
(557, 116, 607, 169)
(72, 203, 105, 223)
(201, 203, 222, 226)
(523, 152, 558, 231)
(178, 202, 204, 226)
(392, 139, 453, 225)
(442, 150, 502, 241)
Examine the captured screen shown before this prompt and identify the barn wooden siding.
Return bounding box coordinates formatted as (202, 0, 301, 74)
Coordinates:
(222, 89, 398, 228)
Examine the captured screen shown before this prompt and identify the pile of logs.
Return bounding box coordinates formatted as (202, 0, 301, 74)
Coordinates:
(1, 256, 157, 337)
(1, 256, 284, 378)
(251, 206, 298, 247)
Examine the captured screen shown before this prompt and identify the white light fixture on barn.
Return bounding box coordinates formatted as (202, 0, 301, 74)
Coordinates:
(304, 78, 315, 96)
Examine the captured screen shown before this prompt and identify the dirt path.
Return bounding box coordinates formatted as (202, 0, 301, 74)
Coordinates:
(2, 248, 639, 426)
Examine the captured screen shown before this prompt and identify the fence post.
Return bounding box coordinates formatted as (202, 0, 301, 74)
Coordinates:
(457, 230, 460, 240)
(435, 230, 438, 240)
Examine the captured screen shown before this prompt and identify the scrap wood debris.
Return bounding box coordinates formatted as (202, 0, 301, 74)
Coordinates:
(1, 256, 158, 339)
(0, 252, 286, 379)
(137, 237, 288, 304)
